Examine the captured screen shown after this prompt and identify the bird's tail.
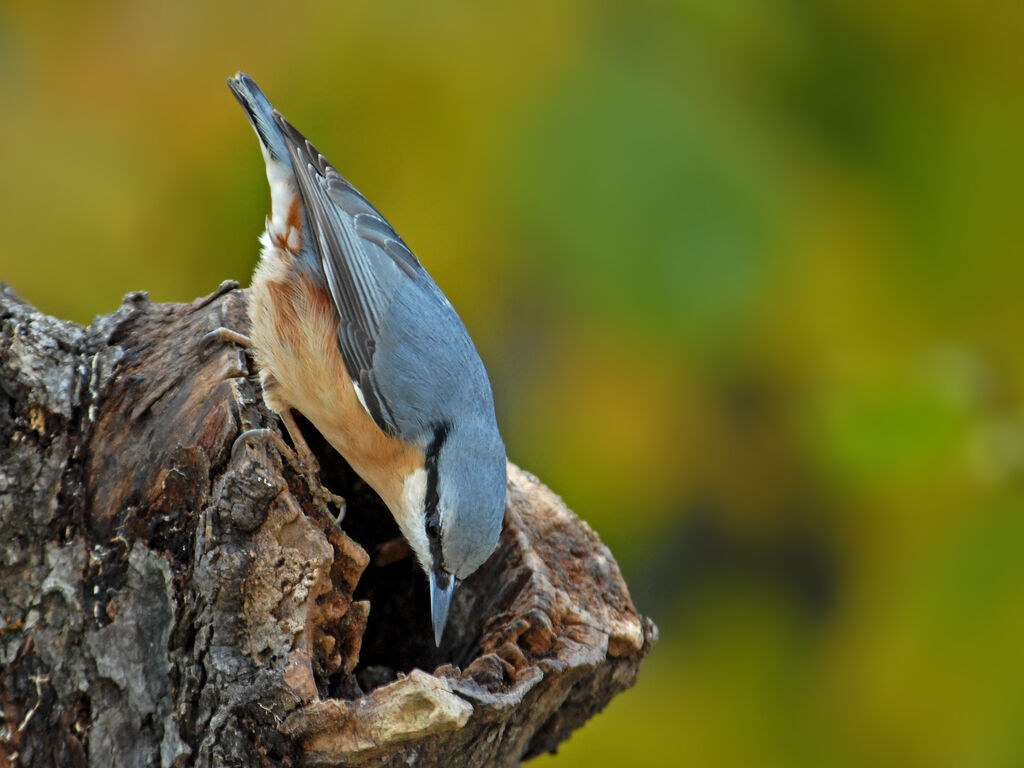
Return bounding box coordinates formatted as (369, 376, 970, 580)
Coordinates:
(227, 72, 289, 163)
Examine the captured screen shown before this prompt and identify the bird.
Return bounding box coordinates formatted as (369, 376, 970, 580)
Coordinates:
(216, 72, 507, 647)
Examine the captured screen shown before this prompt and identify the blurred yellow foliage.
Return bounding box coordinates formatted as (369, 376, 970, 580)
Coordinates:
(3, 1, 1023, 765)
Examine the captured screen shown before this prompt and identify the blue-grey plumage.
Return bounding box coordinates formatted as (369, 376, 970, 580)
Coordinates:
(228, 72, 507, 646)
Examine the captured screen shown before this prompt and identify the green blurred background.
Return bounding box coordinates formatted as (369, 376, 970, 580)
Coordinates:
(3, 1, 1024, 765)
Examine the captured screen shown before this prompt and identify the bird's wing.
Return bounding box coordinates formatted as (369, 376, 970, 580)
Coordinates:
(273, 112, 424, 437)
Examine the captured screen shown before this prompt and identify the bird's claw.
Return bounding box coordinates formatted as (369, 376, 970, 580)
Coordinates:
(231, 427, 319, 474)
(231, 428, 345, 520)
(199, 327, 253, 362)
(323, 492, 347, 525)
(231, 428, 282, 463)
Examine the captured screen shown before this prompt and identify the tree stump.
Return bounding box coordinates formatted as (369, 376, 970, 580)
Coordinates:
(0, 283, 657, 768)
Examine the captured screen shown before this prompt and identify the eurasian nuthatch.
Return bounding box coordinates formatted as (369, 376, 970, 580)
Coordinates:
(221, 72, 506, 646)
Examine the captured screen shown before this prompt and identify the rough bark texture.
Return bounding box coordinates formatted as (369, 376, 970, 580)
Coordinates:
(0, 283, 657, 768)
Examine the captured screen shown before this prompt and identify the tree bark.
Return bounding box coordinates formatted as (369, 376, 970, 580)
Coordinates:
(0, 283, 657, 768)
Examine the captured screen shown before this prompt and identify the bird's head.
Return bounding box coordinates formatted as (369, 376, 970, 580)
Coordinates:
(398, 422, 506, 646)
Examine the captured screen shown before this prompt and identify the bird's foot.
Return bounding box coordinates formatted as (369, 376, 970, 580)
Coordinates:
(231, 427, 294, 466)
(231, 428, 345, 521)
(192, 279, 241, 311)
(311, 484, 346, 525)
(199, 326, 253, 362)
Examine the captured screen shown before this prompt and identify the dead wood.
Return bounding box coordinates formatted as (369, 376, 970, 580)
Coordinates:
(0, 283, 656, 768)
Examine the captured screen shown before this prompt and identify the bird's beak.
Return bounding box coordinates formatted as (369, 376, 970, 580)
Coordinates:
(429, 570, 455, 647)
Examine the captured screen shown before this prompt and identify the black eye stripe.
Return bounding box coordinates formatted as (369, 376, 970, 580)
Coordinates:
(423, 423, 450, 563)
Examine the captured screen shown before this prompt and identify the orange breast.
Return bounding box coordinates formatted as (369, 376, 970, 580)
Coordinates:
(247, 246, 424, 514)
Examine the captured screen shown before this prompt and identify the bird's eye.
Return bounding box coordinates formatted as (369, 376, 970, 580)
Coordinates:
(426, 516, 440, 539)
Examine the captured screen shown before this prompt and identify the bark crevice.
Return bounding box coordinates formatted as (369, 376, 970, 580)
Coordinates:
(0, 284, 656, 768)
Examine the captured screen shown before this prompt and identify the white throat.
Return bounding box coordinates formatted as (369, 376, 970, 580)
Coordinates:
(399, 468, 433, 572)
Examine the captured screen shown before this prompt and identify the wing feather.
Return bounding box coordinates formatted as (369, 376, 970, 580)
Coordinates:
(272, 112, 425, 436)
